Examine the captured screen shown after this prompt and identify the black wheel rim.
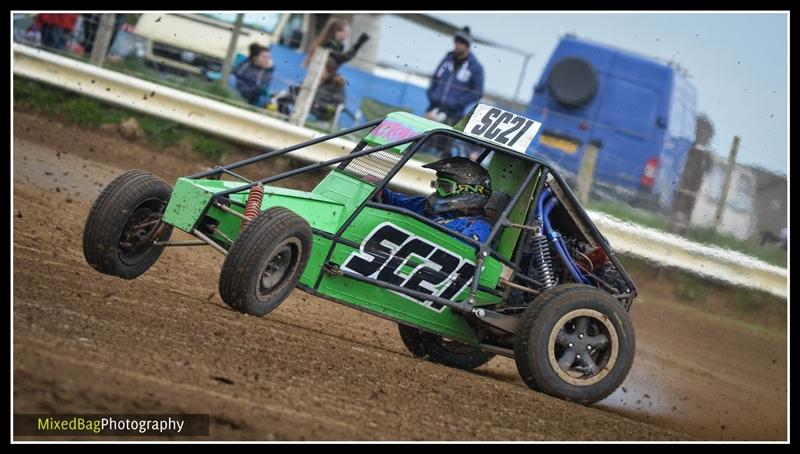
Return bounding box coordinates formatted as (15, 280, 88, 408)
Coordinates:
(117, 198, 168, 265)
(256, 238, 302, 302)
(547, 309, 619, 386)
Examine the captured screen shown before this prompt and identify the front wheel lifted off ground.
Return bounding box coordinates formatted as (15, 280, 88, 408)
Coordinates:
(219, 207, 312, 317)
(82, 169, 173, 279)
(514, 284, 635, 404)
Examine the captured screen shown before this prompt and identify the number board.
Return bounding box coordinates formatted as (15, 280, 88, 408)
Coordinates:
(463, 104, 542, 153)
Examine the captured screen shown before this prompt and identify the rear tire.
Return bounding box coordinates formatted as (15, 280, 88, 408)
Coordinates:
(514, 284, 635, 404)
(82, 169, 173, 279)
(397, 324, 495, 371)
(218, 207, 312, 317)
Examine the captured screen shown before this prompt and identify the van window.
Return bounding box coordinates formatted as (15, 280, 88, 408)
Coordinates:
(201, 13, 281, 34)
(598, 79, 658, 137)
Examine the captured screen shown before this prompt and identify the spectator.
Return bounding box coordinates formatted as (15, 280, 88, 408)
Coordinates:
(426, 26, 485, 157)
(231, 43, 275, 107)
(271, 20, 369, 124)
(297, 19, 368, 125)
(34, 14, 79, 50)
(303, 18, 370, 74)
(309, 59, 347, 122)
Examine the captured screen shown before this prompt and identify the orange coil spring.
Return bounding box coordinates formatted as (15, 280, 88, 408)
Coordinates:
(242, 185, 264, 229)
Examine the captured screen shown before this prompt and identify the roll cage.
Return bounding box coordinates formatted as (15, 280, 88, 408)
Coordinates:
(184, 117, 638, 321)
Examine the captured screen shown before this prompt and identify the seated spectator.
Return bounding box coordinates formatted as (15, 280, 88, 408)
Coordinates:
(230, 43, 275, 107)
(309, 60, 346, 122)
(269, 60, 347, 123)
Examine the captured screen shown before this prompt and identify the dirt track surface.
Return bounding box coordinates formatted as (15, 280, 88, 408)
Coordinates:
(12, 111, 787, 441)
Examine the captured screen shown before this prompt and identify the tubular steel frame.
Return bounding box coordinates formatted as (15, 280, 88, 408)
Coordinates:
(177, 118, 638, 317)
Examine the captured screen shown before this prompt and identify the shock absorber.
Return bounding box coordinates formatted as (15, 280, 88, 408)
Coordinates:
(529, 227, 557, 290)
(242, 184, 264, 230)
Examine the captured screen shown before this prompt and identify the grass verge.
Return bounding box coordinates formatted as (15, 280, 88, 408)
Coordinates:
(14, 76, 233, 161)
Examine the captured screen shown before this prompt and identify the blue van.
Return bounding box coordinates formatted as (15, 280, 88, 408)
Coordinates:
(526, 35, 697, 210)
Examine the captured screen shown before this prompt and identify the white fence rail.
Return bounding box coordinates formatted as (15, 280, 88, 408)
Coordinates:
(12, 44, 787, 298)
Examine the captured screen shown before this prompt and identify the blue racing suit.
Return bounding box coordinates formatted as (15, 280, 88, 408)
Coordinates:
(382, 188, 491, 243)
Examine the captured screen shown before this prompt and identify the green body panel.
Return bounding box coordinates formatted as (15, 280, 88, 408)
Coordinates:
(162, 178, 346, 291)
(257, 187, 344, 233)
(485, 157, 541, 258)
(298, 235, 332, 288)
(311, 169, 376, 218)
(163, 178, 345, 234)
(332, 207, 503, 295)
(315, 207, 503, 345)
(363, 111, 452, 153)
(162, 177, 222, 232)
(316, 273, 479, 343)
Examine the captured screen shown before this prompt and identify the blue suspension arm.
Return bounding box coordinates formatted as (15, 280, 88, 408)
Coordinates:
(540, 189, 590, 284)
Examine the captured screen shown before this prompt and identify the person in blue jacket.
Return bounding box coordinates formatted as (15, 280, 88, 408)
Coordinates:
(230, 43, 275, 107)
(376, 157, 493, 243)
(424, 27, 484, 158)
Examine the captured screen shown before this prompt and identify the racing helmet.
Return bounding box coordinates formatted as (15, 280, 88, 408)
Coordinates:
(423, 157, 492, 215)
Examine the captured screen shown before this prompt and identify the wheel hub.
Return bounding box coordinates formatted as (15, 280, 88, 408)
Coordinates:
(118, 201, 166, 263)
(261, 249, 291, 290)
(547, 309, 619, 386)
(257, 238, 302, 301)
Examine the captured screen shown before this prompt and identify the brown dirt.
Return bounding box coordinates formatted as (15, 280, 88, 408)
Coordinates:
(12, 110, 787, 441)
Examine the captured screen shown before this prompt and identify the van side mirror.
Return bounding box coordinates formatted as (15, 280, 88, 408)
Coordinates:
(656, 116, 667, 129)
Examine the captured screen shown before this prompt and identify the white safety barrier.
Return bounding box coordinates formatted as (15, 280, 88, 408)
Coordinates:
(13, 44, 787, 298)
(590, 212, 786, 298)
(12, 44, 434, 193)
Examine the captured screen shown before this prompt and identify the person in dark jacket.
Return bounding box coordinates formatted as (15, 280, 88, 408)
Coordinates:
(426, 26, 485, 157)
(427, 26, 485, 123)
(231, 43, 275, 107)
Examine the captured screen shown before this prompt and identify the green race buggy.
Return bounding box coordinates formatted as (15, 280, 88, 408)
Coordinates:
(83, 105, 638, 404)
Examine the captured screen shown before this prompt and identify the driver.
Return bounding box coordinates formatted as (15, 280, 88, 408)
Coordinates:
(376, 157, 493, 243)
